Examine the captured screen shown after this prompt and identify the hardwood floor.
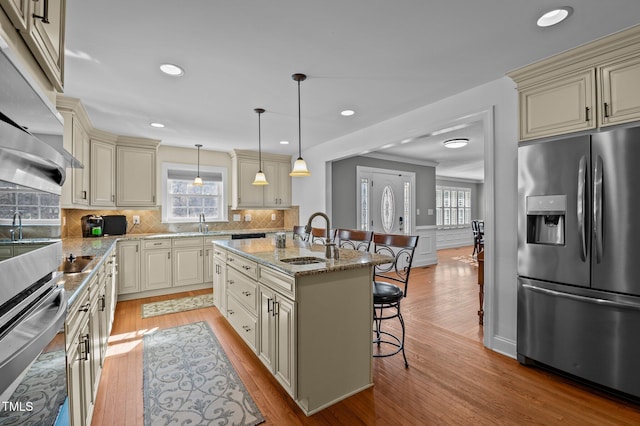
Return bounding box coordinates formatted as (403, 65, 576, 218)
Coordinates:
(92, 246, 640, 425)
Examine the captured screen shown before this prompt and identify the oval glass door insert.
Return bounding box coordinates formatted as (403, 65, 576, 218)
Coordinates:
(381, 185, 395, 233)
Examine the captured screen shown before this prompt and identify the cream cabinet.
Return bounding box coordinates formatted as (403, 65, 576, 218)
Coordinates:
(58, 97, 92, 208)
(230, 150, 292, 209)
(0, 0, 66, 90)
(117, 240, 140, 295)
(225, 254, 259, 351)
(212, 246, 227, 311)
(116, 144, 157, 207)
(90, 138, 116, 207)
(509, 28, 640, 141)
(172, 237, 204, 287)
(72, 117, 90, 205)
(141, 239, 172, 291)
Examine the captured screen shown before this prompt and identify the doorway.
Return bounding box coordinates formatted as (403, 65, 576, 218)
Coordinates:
(356, 167, 416, 234)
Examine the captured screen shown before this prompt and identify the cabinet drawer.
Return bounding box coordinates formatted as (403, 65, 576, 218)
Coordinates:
(143, 239, 172, 250)
(260, 266, 295, 298)
(172, 236, 204, 247)
(226, 295, 257, 351)
(213, 246, 227, 261)
(227, 267, 258, 315)
(65, 287, 90, 349)
(227, 252, 258, 280)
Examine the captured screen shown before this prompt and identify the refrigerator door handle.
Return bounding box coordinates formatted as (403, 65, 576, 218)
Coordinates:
(593, 155, 604, 263)
(577, 155, 587, 261)
(522, 284, 640, 312)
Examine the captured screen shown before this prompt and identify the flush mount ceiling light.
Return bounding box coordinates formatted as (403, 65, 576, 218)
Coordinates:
(537, 6, 573, 27)
(341, 109, 355, 117)
(252, 108, 269, 186)
(160, 63, 185, 76)
(280, 140, 289, 145)
(443, 138, 470, 149)
(193, 144, 203, 186)
(150, 122, 165, 128)
(290, 73, 311, 177)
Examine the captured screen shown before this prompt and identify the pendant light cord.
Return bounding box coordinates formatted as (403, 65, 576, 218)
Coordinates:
(297, 78, 302, 159)
(258, 111, 262, 170)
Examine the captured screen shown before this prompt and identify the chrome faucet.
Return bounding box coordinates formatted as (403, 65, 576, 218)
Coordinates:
(11, 210, 22, 241)
(198, 213, 206, 233)
(305, 212, 339, 260)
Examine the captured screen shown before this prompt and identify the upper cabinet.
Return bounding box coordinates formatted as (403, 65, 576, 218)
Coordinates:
(58, 96, 91, 208)
(230, 150, 292, 209)
(90, 135, 116, 207)
(116, 140, 157, 207)
(0, 0, 66, 90)
(509, 26, 640, 141)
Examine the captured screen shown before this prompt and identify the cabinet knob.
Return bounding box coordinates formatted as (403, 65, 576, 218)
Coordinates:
(228, 310, 234, 315)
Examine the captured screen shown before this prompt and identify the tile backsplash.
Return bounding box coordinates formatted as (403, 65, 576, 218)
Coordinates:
(62, 206, 300, 238)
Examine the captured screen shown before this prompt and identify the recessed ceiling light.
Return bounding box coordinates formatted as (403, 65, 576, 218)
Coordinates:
(443, 138, 469, 149)
(280, 140, 289, 145)
(537, 7, 573, 27)
(160, 63, 184, 76)
(150, 122, 165, 128)
(341, 109, 355, 116)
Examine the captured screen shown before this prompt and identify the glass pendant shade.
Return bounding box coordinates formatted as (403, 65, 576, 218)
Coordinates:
(252, 170, 269, 185)
(193, 176, 203, 186)
(290, 157, 311, 177)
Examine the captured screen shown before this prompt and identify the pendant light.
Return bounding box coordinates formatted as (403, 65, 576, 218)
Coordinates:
(290, 73, 311, 177)
(193, 144, 203, 186)
(252, 108, 269, 185)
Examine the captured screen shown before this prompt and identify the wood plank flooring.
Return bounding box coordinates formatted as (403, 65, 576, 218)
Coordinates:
(92, 246, 640, 425)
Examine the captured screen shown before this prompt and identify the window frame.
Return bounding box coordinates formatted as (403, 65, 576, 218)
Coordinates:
(161, 162, 228, 223)
(0, 184, 60, 225)
(436, 185, 472, 229)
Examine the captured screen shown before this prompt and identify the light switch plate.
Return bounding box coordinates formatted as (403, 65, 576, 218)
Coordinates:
(244, 214, 252, 222)
(233, 214, 241, 221)
(271, 213, 276, 221)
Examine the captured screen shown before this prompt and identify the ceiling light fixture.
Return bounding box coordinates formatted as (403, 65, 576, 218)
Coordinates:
(280, 140, 289, 145)
(443, 138, 470, 149)
(537, 7, 573, 27)
(160, 63, 185, 76)
(252, 108, 269, 186)
(290, 73, 311, 177)
(193, 144, 203, 186)
(150, 122, 165, 128)
(341, 109, 355, 116)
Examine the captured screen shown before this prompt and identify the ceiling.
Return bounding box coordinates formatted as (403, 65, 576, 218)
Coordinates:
(63, 1, 640, 181)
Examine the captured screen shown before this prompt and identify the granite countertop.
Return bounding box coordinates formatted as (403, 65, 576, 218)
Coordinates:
(214, 238, 391, 277)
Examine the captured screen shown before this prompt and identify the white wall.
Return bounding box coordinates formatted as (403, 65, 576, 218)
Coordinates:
(291, 76, 519, 358)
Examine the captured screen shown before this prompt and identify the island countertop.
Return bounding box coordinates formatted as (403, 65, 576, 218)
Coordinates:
(213, 237, 391, 277)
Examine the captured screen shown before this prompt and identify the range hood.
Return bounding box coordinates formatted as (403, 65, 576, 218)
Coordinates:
(0, 35, 80, 195)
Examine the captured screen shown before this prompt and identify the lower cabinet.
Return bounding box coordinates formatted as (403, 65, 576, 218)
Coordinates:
(117, 240, 140, 295)
(225, 265, 259, 352)
(66, 245, 117, 426)
(173, 237, 204, 287)
(141, 239, 172, 291)
(212, 247, 227, 312)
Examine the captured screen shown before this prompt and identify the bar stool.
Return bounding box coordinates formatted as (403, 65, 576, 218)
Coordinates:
(372, 233, 419, 368)
(292, 225, 308, 241)
(335, 228, 373, 251)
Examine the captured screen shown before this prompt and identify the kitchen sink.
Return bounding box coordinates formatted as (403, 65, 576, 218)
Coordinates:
(58, 255, 95, 274)
(280, 256, 325, 265)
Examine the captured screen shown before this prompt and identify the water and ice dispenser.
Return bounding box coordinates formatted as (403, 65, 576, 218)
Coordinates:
(526, 195, 566, 245)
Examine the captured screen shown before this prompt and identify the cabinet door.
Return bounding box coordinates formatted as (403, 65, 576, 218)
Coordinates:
(90, 139, 116, 206)
(213, 255, 226, 312)
(237, 158, 263, 207)
(117, 146, 156, 206)
(173, 246, 204, 287)
(258, 286, 275, 371)
(117, 241, 140, 295)
(204, 246, 214, 283)
(142, 249, 172, 290)
(0, 0, 29, 32)
(79, 322, 93, 425)
(66, 332, 83, 426)
(72, 117, 90, 205)
(519, 69, 596, 141)
(274, 295, 295, 396)
(600, 54, 640, 127)
(263, 160, 292, 208)
(89, 298, 101, 402)
(25, 0, 66, 90)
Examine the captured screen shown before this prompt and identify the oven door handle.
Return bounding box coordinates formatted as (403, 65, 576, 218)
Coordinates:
(0, 286, 67, 393)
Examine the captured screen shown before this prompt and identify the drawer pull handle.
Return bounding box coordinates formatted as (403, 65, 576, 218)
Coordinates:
(228, 310, 234, 315)
(242, 291, 251, 297)
(228, 280, 234, 285)
(242, 325, 251, 332)
(229, 258, 235, 262)
(242, 265, 251, 270)
(79, 303, 90, 312)
(154, 242, 162, 246)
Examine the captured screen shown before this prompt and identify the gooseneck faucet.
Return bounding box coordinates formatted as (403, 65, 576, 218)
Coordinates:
(304, 212, 339, 260)
(11, 210, 22, 241)
(198, 212, 206, 233)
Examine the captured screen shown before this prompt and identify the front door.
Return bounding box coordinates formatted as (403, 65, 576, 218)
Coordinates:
(357, 167, 415, 234)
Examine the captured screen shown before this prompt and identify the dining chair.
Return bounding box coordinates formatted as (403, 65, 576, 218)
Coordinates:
(335, 228, 374, 251)
(372, 232, 419, 368)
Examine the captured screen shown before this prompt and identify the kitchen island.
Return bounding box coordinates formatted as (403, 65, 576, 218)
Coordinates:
(213, 238, 390, 415)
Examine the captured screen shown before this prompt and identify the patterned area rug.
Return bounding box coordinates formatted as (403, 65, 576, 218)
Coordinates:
(143, 321, 264, 426)
(0, 350, 66, 426)
(141, 293, 214, 318)
(452, 255, 479, 266)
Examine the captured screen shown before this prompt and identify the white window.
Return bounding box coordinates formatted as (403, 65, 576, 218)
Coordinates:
(436, 186, 471, 228)
(0, 181, 60, 224)
(161, 163, 228, 223)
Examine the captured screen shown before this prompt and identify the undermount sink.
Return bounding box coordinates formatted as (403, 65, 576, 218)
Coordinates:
(58, 255, 95, 274)
(280, 256, 325, 265)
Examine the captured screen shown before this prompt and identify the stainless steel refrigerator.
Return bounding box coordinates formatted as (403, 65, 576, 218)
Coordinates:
(518, 126, 640, 400)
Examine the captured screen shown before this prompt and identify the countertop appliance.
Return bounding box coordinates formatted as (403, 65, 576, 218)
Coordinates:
(81, 215, 104, 237)
(517, 125, 640, 400)
(102, 215, 127, 236)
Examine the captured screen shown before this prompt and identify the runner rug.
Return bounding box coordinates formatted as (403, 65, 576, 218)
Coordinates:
(143, 321, 264, 426)
(141, 293, 214, 318)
